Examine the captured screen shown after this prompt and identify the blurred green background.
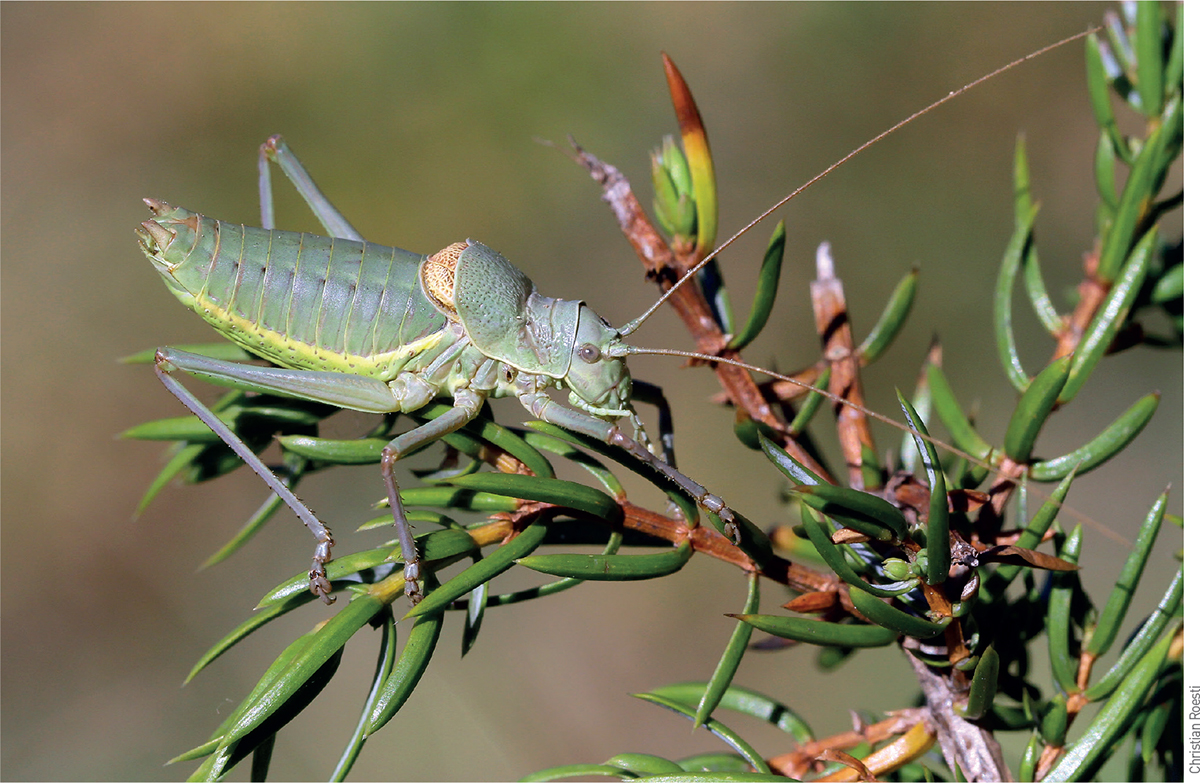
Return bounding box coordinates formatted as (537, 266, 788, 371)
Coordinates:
(2, 3, 1181, 780)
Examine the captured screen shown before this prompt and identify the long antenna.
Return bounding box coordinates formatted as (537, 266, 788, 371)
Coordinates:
(616, 345, 974, 465)
(613, 344, 1129, 546)
(618, 27, 1096, 338)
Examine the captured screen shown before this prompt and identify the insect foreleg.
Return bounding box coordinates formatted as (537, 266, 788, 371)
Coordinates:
(525, 394, 739, 544)
(608, 427, 738, 543)
(631, 379, 676, 468)
(258, 134, 362, 241)
(380, 388, 485, 605)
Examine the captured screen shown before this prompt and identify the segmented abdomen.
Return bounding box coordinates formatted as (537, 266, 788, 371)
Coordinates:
(174, 214, 449, 378)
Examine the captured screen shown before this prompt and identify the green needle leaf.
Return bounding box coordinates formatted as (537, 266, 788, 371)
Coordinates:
(1094, 96, 1178, 284)
(186, 595, 311, 684)
(200, 484, 293, 570)
(214, 596, 382, 760)
(925, 364, 994, 463)
(1003, 353, 1073, 463)
(727, 221, 784, 351)
(444, 473, 621, 524)
(253, 545, 390, 608)
(524, 420, 695, 513)
(604, 754, 684, 776)
(366, 597, 444, 734)
(395, 485, 522, 513)
(633, 692, 769, 774)
(1021, 247, 1060, 336)
(694, 572, 759, 728)
(406, 520, 549, 619)
(1044, 628, 1177, 782)
(1086, 567, 1181, 701)
(649, 682, 813, 744)
(1084, 34, 1130, 164)
(121, 413, 234, 442)
(959, 645, 1000, 720)
(524, 431, 625, 498)
(983, 469, 1076, 598)
(1061, 227, 1156, 403)
(1040, 693, 1069, 748)
(896, 389, 948, 585)
(1164, 4, 1183, 96)
(1018, 733, 1040, 782)
(1094, 130, 1118, 223)
(994, 203, 1040, 391)
(758, 433, 824, 486)
(134, 442, 206, 515)
(856, 268, 918, 365)
(458, 418, 556, 479)
(480, 528, 621, 607)
(676, 753, 754, 773)
(731, 613, 898, 648)
(924, 468, 950, 586)
(331, 606, 398, 781)
(1150, 261, 1183, 304)
(1086, 490, 1168, 657)
(787, 367, 830, 435)
(277, 435, 385, 464)
(801, 505, 918, 598)
(281, 407, 555, 478)
(1029, 392, 1159, 481)
(1047, 525, 1084, 693)
(1013, 134, 1035, 223)
(520, 764, 631, 781)
(518, 541, 692, 581)
(848, 586, 949, 640)
(1135, 3, 1164, 123)
(461, 578, 488, 657)
(249, 734, 275, 781)
(168, 737, 221, 766)
(253, 528, 479, 609)
(793, 483, 906, 542)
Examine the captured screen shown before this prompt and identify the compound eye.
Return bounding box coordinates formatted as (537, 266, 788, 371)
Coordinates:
(577, 344, 600, 363)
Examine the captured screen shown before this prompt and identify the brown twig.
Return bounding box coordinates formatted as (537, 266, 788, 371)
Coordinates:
(811, 243, 876, 490)
(569, 141, 834, 485)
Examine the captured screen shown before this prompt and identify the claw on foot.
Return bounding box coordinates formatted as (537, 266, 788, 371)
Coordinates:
(309, 565, 335, 604)
(403, 560, 423, 606)
(700, 494, 741, 545)
(308, 531, 337, 604)
(723, 520, 743, 545)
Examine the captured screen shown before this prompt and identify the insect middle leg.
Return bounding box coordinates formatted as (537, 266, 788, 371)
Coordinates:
(380, 388, 485, 604)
